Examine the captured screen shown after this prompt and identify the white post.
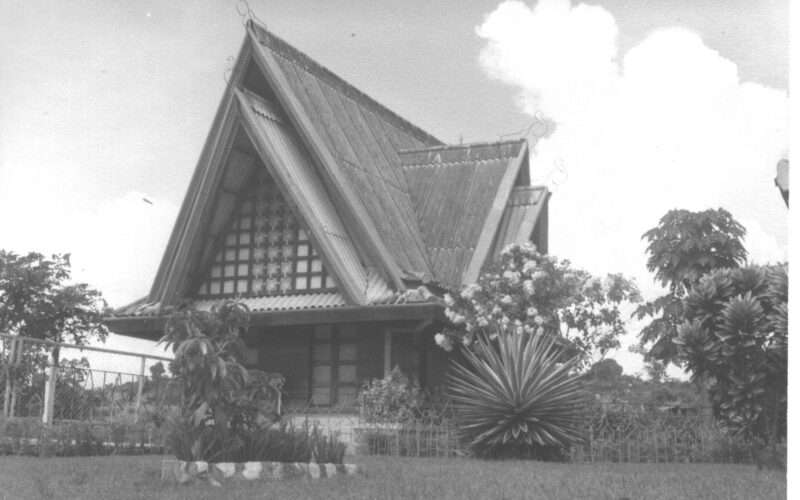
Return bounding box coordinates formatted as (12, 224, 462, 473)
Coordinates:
(383, 330, 392, 377)
(41, 351, 57, 425)
(134, 357, 146, 423)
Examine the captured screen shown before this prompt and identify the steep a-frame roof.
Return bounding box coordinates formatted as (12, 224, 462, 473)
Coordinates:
(109, 21, 549, 327)
(247, 22, 440, 282)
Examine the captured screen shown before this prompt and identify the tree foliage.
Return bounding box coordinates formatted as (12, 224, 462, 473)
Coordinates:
(635, 209, 747, 365)
(0, 251, 108, 345)
(675, 264, 787, 444)
(438, 243, 641, 365)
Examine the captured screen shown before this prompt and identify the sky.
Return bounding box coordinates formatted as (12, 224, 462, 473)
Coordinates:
(0, 0, 790, 377)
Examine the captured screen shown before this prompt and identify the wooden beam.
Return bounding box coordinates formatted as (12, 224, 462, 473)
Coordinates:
(383, 330, 392, 377)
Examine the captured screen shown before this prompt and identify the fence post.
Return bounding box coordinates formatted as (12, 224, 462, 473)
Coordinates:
(41, 349, 57, 426)
(134, 356, 146, 423)
(3, 365, 11, 418)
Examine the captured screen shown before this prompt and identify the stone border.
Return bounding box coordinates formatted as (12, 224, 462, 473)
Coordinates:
(161, 459, 359, 486)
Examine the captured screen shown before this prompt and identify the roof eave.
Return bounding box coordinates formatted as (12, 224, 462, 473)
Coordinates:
(148, 39, 255, 306)
(105, 302, 445, 340)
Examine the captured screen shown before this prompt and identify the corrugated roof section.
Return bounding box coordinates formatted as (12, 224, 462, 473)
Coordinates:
(399, 141, 524, 288)
(249, 22, 438, 280)
(490, 186, 549, 260)
(193, 292, 348, 312)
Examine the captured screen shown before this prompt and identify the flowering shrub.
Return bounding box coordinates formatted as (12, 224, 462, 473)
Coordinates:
(357, 367, 423, 423)
(438, 243, 640, 364)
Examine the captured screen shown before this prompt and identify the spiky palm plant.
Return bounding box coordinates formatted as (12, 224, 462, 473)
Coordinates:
(447, 330, 587, 458)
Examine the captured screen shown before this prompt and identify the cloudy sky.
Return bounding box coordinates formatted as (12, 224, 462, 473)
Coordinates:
(0, 0, 789, 375)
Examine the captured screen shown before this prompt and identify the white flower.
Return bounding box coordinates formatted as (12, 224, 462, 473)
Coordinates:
(443, 293, 455, 307)
(532, 270, 547, 281)
(452, 314, 466, 325)
(534, 315, 545, 326)
(434, 333, 453, 351)
(523, 280, 535, 295)
(492, 305, 503, 315)
(460, 284, 481, 300)
(502, 271, 521, 284)
(522, 260, 537, 274)
(500, 295, 513, 305)
(500, 243, 518, 256)
(477, 316, 489, 327)
(501, 315, 510, 326)
(526, 306, 538, 317)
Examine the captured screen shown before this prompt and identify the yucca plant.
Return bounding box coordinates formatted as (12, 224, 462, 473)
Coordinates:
(447, 329, 587, 458)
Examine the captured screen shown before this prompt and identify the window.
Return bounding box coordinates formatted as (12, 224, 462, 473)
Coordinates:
(196, 170, 337, 297)
(310, 326, 358, 408)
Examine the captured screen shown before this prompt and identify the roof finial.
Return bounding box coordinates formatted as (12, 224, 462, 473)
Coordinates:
(236, 0, 263, 28)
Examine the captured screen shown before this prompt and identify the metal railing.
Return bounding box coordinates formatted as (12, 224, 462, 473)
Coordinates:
(1, 333, 174, 425)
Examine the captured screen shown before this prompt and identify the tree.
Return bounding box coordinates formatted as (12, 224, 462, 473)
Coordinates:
(438, 243, 641, 366)
(634, 209, 747, 366)
(0, 251, 108, 345)
(675, 264, 787, 445)
(1, 251, 108, 417)
(159, 301, 282, 461)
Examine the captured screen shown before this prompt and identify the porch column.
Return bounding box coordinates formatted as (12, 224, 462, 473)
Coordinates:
(383, 330, 392, 377)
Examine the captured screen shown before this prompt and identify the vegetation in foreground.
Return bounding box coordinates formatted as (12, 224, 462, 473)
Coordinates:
(0, 454, 785, 500)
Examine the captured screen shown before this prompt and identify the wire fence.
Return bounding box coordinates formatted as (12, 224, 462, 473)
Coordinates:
(1, 334, 178, 456)
(0, 334, 766, 463)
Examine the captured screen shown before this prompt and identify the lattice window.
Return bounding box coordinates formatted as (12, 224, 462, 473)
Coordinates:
(196, 173, 337, 298)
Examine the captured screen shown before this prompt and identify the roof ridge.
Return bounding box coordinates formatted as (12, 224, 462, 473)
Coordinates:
(397, 138, 524, 154)
(400, 158, 512, 169)
(248, 20, 443, 148)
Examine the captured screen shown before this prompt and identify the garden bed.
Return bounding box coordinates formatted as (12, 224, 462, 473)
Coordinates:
(160, 458, 359, 485)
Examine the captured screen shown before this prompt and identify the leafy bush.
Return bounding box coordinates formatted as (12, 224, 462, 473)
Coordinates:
(0, 418, 166, 457)
(439, 242, 640, 366)
(168, 418, 345, 463)
(676, 264, 787, 444)
(160, 301, 283, 461)
(357, 367, 424, 423)
(447, 330, 587, 459)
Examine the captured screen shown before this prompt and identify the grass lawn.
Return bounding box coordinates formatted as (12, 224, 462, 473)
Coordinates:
(0, 455, 785, 500)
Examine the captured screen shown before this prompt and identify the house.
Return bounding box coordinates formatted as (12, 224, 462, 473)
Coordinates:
(105, 20, 550, 412)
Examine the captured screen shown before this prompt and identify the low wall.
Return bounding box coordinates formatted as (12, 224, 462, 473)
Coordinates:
(161, 459, 359, 485)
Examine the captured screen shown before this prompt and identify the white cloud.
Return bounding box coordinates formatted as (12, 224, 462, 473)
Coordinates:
(477, 0, 787, 287)
(477, 0, 788, 373)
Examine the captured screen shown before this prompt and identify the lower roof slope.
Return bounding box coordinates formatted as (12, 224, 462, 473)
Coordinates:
(399, 140, 525, 288)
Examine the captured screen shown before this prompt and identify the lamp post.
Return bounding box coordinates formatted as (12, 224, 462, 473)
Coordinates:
(775, 159, 789, 207)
